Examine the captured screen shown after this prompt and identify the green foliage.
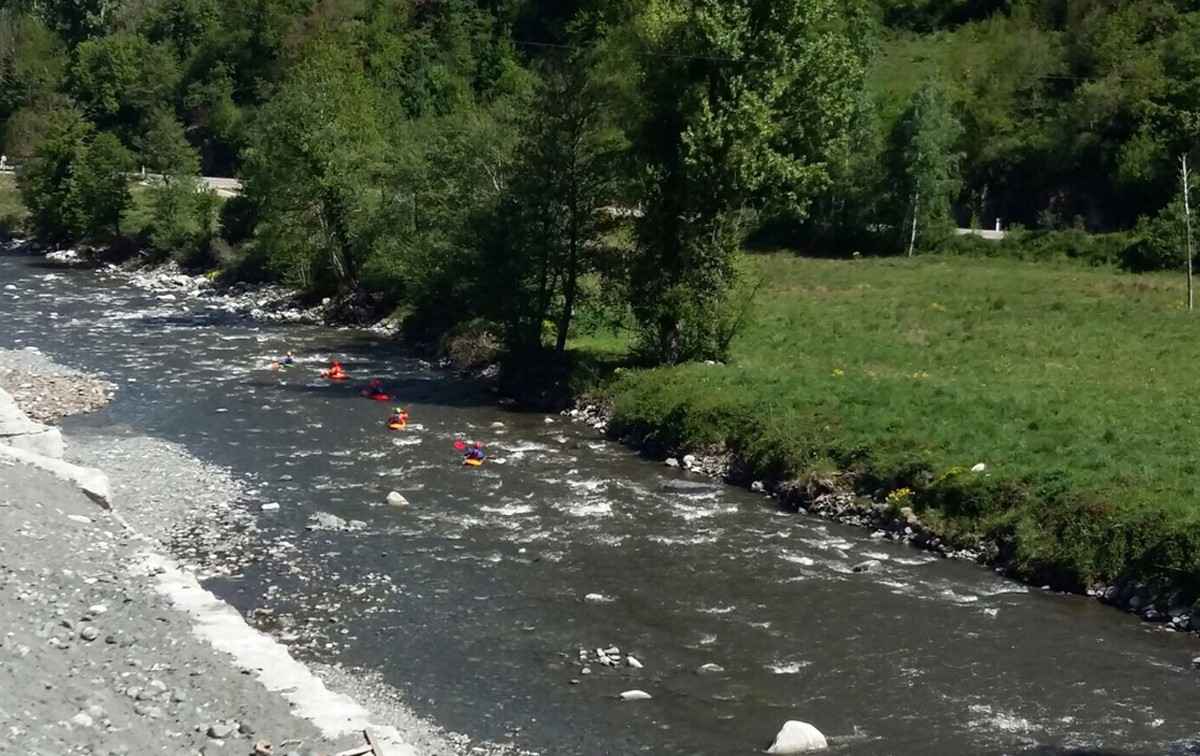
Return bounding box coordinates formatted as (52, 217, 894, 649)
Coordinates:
(0, 11, 67, 139)
(137, 108, 198, 175)
(147, 176, 219, 265)
(891, 78, 964, 251)
(483, 54, 626, 355)
(17, 106, 133, 241)
(243, 41, 388, 293)
(627, 0, 868, 364)
(70, 131, 134, 238)
(67, 31, 181, 138)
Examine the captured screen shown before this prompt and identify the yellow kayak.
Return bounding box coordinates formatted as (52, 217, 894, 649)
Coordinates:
(463, 458, 483, 467)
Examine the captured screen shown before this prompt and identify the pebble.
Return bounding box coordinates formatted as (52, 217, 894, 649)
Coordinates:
(664, 457, 680, 468)
(80, 626, 99, 642)
(260, 503, 280, 512)
(207, 722, 238, 739)
(626, 655, 643, 669)
(70, 711, 95, 728)
(697, 663, 725, 674)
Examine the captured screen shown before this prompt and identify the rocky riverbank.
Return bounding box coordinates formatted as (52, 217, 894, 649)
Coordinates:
(563, 402, 1200, 641)
(3, 238, 402, 335)
(0, 348, 532, 756)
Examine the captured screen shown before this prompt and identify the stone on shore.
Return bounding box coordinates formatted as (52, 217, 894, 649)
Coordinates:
(386, 491, 409, 507)
(619, 690, 652, 701)
(766, 720, 828, 753)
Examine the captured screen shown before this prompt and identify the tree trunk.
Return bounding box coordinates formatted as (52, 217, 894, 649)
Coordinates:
(1183, 155, 1194, 313)
(908, 191, 920, 257)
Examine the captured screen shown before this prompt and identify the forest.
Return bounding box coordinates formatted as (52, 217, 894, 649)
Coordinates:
(3, 0, 1200, 363)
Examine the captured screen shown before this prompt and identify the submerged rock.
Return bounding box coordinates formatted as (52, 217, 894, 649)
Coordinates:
(766, 720, 828, 753)
(851, 559, 880, 573)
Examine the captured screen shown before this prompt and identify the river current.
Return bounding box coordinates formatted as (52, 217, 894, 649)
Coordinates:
(2, 253, 1198, 755)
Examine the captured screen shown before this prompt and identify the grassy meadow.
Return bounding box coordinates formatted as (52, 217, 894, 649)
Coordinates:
(601, 253, 1200, 590)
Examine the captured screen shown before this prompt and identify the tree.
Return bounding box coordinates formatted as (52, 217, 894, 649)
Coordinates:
(892, 79, 963, 254)
(242, 42, 388, 292)
(17, 107, 132, 241)
(627, 0, 868, 363)
(17, 106, 92, 240)
(67, 32, 180, 137)
(487, 55, 626, 355)
(68, 131, 133, 238)
(137, 108, 198, 176)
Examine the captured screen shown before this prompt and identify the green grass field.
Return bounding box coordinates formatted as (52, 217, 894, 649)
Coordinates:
(601, 253, 1200, 590)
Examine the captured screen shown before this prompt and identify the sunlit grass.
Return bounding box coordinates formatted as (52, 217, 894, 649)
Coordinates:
(603, 251, 1200, 587)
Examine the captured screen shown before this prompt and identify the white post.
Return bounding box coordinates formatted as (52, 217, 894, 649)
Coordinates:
(1183, 154, 1194, 313)
(908, 191, 919, 257)
(995, 218, 1001, 233)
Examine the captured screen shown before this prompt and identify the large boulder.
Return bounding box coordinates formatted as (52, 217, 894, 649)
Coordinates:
(766, 721, 827, 754)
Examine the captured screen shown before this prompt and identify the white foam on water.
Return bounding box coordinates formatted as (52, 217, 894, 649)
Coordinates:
(766, 660, 812, 674)
(567, 478, 608, 493)
(556, 498, 613, 517)
(967, 704, 1033, 734)
(672, 502, 737, 521)
(698, 605, 736, 615)
(480, 503, 535, 516)
(498, 441, 553, 454)
(779, 552, 816, 566)
(893, 555, 939, 566)
(390, 436, 424, 447)
(648, 534, 719, 546)
(939, 589, 980, 604)
(861, 551, 892, 561)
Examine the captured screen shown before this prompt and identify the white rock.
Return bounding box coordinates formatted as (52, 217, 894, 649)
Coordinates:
(665, 458, 680, 468)
(751, 481, 765, 493)
(543, 417, 555, 424)
(69, 711, 94, 728)
(67, 514, 92, 524)
(584, 593, 613, 603)
(619, 690, 652, 701)
(626, 655, 643, 669)
(260, 503, 280, 512)
(88, 604, 107, 615)
(697, 663, 725, 674)
(766, 720, 828, 753)
(386, 491, 409, 507)
(971, 462, 987, 472)
(682, 454, 697, 468)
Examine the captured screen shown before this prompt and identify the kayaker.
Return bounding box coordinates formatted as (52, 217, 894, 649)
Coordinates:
(387, 407, 409, 429)
(464, 441, 486, 462)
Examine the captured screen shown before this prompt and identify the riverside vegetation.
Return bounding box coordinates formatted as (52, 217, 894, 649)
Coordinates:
(3, 0, 1200, 610)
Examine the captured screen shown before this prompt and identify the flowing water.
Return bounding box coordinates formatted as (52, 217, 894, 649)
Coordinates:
(2, 253, 1198, 756)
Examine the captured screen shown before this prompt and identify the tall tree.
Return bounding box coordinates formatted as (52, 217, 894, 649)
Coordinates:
(627, 0, 868, 363)
(487, 54, 626, 354)
(892, 79, 963, 254)
(242, 41, 388, 292)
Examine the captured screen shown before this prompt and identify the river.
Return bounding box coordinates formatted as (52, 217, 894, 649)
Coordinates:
(2, 252, 1197, 755)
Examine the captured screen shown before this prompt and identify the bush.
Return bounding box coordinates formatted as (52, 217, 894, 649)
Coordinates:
(440, 318, 503, 369)
(1121, 200, 1187, 272)
(218, 194, 257, 245)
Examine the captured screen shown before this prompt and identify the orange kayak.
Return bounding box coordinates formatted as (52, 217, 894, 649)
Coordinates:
(463, 458, 483, 467)
(388, 422, 407, 431)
